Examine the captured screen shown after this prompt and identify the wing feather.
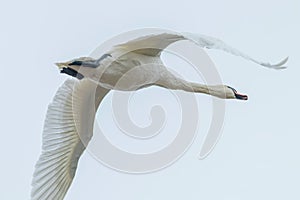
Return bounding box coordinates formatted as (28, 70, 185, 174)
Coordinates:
(182, 32, 288, 69)
(115, 32, 288, 69)
(32, 79, 109, 200)
(114, 33, 185, 56)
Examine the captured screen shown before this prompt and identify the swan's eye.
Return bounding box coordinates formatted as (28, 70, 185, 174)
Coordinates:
(69, 61, 83, 66)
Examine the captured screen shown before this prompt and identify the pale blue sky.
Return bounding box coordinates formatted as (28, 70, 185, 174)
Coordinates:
(0, 0, 299, 199)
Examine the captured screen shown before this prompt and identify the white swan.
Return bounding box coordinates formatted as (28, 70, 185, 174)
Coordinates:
(31, 32, 287, 200)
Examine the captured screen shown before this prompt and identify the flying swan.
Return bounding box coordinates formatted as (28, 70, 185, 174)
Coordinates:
(31, 32, 288, 200)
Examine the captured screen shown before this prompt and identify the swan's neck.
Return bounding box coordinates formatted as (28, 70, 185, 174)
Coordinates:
(188, 83, 227, 99)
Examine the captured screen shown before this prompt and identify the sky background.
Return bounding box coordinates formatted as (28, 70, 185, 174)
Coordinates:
(0, 0, 299, 199)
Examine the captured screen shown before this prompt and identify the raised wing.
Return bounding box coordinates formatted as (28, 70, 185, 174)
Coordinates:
(114, 33, 185, 56)
(182, 32, 288, 69)
(31, 79, 109, 200)
(114, 32, 288, 69)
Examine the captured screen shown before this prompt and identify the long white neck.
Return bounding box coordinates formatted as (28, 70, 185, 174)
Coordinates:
(156, 77, 229, 99)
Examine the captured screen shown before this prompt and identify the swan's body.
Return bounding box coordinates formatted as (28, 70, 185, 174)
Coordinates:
(32, 32, 287, 199)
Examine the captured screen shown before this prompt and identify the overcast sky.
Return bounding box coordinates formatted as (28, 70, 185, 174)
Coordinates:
(0, 0, 299, 199)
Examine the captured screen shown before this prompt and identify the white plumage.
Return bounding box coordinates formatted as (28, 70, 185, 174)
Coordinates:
(32, 32, 287, 199)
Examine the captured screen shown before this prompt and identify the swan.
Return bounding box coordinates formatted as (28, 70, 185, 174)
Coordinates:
(31, 32, 288, 200)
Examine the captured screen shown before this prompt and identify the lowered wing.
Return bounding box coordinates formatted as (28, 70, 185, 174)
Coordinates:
(31, 79, 109, 200)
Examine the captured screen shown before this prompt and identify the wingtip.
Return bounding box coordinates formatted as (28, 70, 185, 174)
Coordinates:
(55, 62, 65, 70)
(273, 56, 289, 70)
(261, 56, 289, 70)
(275, 56, 289, 67)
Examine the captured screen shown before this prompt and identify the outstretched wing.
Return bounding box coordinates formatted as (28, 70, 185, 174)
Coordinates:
(114, 32, 288, 69)
(182, 32, 288, 69)
(31, 79, 109, 200)
(114, 33, 185, 56)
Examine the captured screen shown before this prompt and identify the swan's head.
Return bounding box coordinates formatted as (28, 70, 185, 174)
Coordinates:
(206, 85, 248, 100)
(55, 57, 96, 80)
(225, 86, 248, 100)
